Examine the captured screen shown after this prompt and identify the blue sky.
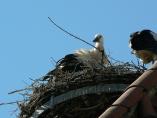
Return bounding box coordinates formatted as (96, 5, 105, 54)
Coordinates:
(0, 0, 157, 117)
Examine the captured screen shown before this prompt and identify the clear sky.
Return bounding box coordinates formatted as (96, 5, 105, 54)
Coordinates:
(0, 0, 157, 117)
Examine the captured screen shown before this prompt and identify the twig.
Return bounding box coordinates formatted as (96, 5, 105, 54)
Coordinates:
(0, 101, 23, 106)
(28, 77, 36, 82)
(48, 17, 97, 49)
(108, 55, 125, 64)
(8, 88, 32, 94)
(50, 57, 57, 66)
(10, 108, 18, 116)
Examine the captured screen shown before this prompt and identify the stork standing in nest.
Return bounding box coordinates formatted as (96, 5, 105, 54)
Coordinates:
(74, 34, 109, 66)
(43, 34, 109, 80)
(60, 34, 109, 71)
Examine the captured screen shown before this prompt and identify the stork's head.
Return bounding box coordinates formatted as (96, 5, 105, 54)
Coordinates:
(129, 29, 157, 63)
(93, 34, 104, 43)
(93, 34, 104, 51)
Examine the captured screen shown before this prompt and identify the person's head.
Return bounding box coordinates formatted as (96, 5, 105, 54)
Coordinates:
(129, 29, 157, 64)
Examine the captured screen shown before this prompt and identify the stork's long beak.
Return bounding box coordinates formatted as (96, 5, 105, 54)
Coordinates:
(93, 37, 99, 42)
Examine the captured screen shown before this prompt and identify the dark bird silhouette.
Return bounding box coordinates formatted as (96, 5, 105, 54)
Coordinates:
(129, 29, 157, 64)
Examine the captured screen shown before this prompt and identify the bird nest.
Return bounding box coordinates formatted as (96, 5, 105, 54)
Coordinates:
(18, 59, 145, 118)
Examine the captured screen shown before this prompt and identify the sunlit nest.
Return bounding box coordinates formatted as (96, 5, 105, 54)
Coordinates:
(18, 56, 145, 118)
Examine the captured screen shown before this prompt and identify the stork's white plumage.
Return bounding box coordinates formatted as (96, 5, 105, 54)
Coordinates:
(74, 34, 109, 66)
(43, 34, 108, 80)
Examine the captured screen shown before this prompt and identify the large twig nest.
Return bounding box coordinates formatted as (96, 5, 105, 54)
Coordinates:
(18, 59, 145, 118)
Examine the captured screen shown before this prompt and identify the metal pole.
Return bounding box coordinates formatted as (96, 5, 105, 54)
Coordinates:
(99, 62, 157, 118)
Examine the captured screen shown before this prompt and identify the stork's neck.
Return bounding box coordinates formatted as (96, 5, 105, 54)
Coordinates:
(94, 41, 104, 51)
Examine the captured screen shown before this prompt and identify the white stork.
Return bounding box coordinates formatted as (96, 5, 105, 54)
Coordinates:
(74, 34, 109, 65)
(43, 34, 109, 80)
(58, 34, 109, 71)
(129, 29, 157, 64)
